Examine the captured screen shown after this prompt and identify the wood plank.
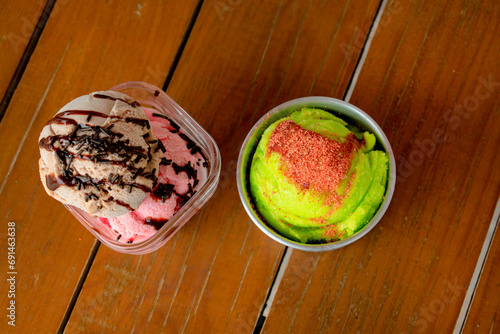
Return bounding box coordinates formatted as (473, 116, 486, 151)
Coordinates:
(0, 0, 48, 106)
(65, 0, 383, 332)
(0, 1, 200, 332)
(263, 0, 500, 333)
(463, 210, 500, 333)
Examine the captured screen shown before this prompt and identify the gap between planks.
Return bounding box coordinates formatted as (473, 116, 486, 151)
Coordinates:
(343, 0, 389, 102)
(58, 241, 101, 333)
(253, 0, 390, 332)
(0, 0, 56, 124)
(0, 40, 70, 195)
(453, 196, 500, 334)
(162, 0, 205, 91)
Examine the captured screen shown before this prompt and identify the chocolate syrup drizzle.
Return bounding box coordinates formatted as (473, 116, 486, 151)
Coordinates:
(46, 100, 213, 241)
(39, 99, 163, 209)
(145, 217, 168, 230)
(104, 197, 134, 211)
(93, 93, 140, 108)
(151, 183, 176, 202)
(152, 113, 180, 133)
(150, 112, 208, 164)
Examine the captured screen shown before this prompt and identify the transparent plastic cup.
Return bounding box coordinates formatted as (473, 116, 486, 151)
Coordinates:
(237, 97, 396, 251)
(65, 82, 221, 254)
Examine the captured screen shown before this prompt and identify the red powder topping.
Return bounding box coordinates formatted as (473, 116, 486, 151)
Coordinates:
(323, 224, 345, 240)
(267, 120, 359, 205)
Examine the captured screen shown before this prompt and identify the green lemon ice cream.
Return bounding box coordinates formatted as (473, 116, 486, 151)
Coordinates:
(249, 108, 388, 243)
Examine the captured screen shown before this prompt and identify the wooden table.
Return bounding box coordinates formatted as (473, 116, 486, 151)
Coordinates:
(1, 0, 499, 332)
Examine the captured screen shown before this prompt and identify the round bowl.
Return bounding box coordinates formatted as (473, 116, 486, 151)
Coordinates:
(236, 97, 396, 251)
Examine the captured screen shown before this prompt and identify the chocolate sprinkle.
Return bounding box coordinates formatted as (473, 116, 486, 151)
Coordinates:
(84, 193, 99, 202)
(172, 161, 197, 180)
(160, 158, 172, 166)
(132, 168, 144, 180)
(145, 146, 152, 161)
(178, 133, 202, 155)
(151, 183, 175, 203)
(125, 117, 151, 129)
(155, 140, 166, 153)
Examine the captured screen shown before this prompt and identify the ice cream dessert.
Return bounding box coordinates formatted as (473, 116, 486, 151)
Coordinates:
(249, 108, 388, 243)
(39, 91, 163, 217)
(39, 91, 208, 243)
(99, 108, 208, 243)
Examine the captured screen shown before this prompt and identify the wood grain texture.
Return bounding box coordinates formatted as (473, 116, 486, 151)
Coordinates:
(463, 213, 500, 333)
(263, 0, 500, 333)
(0, 0, 200, 332)
(0, 0, 48, 102)
(66, 0, 382, 332)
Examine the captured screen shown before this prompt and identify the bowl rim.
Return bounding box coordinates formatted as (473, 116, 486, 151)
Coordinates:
(236, 96, 396, 251)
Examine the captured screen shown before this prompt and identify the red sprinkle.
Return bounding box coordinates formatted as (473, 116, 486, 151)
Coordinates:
(323, 224, 344, 240)
(267, 120, 359, 205)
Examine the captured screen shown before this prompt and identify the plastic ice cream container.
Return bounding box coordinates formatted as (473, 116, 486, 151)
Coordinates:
(44, 82, 220, 254)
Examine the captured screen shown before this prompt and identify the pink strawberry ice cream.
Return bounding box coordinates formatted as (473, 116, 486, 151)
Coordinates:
(99, 108, 208, 243)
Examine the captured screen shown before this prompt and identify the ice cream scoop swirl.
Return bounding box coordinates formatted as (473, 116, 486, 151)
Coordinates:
(38, 91, 163, 217)
(250, 108, 389, 243)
